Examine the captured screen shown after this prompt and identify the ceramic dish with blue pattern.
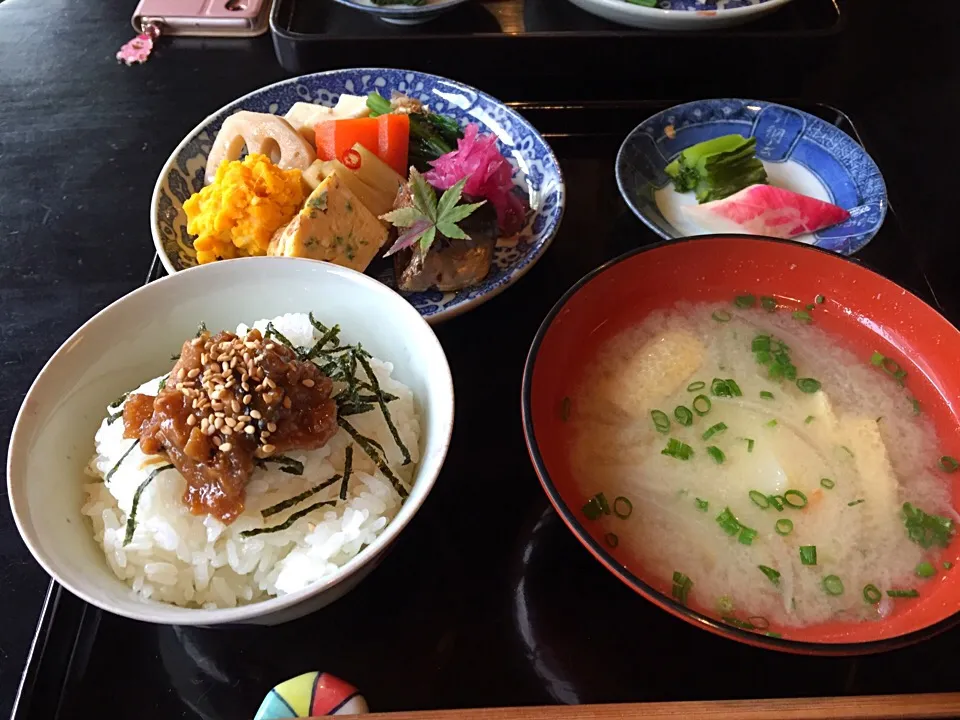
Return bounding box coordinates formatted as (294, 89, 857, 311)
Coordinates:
(615, 99, 887, 255)
(329, 0, 470, 24)
(565, 0, 793, 31)
(151, 68, 565, 323)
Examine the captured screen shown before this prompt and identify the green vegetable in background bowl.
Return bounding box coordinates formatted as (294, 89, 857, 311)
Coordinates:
(664, 134, 769, 203)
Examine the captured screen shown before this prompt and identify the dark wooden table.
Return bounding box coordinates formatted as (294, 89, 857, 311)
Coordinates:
(1, 0, 959, 717)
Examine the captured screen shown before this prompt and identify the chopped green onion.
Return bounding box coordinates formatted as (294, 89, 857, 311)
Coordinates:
(799, 545, 818, 566)
(805, 303, 815, 311)
(820, 478, 836, 490)
(650, 409, 671, 434)
(692, 394, 712, 416)
(870, 351, 885, 366)
(863, 584, 882, 604)
(706, 446, 725, 464)
(760, 391, 775, 400)
(752, 335, 771, 352)
(796, 378, 822, 393)
(902, 502, 955, 549)
(734, 294, 756, 308)
(722, 616, 755, 630)
(671, 571, 693, 604)
(776, 519, 794, 536)
(766, 419, 778, 428)
(687, 381, 706, 392)
(702, 422, 728, 441)
(712, 310, 732, 323)
(717, 596, 735, 614)
(939, 456, 959, 473)
(738, 526, 758, 545)
(768, 495, 785, 512)
(945, 561, 954, 570)
(848, 499, 865, 507)
(661, 438, 694, 460)
(761, 296, 777, 311)
(560, 397, 571, 422)
(582, 492, 610, 520)
(822, 575, 844, 595)
(784, 490, 808, 508)
(726, 379, 743, 396)
(887, 588, 920, 598)
(911, 397, 921, 415)
(695, 498, 709, 512)
(749, 490, 770, 509)
(916, 561, 936, 578)
(805, 415, 815, 424)
(815, 294, 826, 304)
(766, 631, 783, 638)
(674, 406, 694, 426)
(744, 438, 755, 453)
(604, 532, 619, 548)
(758, 565, 781, 586)
(792, 310, 813, 324)
(613, 496, 633, 519)
(716, 507, 742, 537)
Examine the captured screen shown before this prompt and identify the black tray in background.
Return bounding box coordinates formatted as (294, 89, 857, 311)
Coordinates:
(271, 0, 845, 96)
(13, 100, 954, 720)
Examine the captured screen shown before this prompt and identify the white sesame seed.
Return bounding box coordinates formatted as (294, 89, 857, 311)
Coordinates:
(244, 426, 255, 434)
(186, 414, 196, 426)
(177, 368, 186, 381)
(219, 442, 232, 453)
(265, 343, 275, 350)
(214, 417, 224, 430)
(261, 444, 276, 455)
(283, 396, 292, 409)
(187, 368, 200, 379)
(222, 426, 233, 436)
(237, 415, 250, 422)
(301, 378, 315, 388)
(242, 394, 252, 405)
(200, 353, 208, 365)
(231, 399, 241, 413)
(267, 422, 277, 433)
(224, 417, 237, 428)
(265, 377, 277, 389)
(212, 435, 221, 446)
(250, 410, 262, 420)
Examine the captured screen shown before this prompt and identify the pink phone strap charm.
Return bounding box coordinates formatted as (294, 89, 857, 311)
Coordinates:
(117, 21, 161, 66)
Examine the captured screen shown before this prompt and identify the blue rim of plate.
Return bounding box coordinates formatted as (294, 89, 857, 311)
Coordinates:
(328, 0, 470, 17)
(614, 99, 888, 256)
(151, 68, 566, 323)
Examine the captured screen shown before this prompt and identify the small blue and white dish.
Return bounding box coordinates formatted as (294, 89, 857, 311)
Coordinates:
(330, 0, 470, 24)
(615, 99, 887, 256)
(151, 68, 565, 323)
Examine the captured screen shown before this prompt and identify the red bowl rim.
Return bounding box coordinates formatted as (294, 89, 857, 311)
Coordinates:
(520, 234, 960, 655)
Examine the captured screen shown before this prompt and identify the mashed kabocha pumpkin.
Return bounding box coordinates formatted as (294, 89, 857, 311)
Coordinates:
(183, 154, 304, 264)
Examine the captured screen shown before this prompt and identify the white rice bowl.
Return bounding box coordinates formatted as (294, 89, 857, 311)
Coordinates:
(81, 313, 420, 609)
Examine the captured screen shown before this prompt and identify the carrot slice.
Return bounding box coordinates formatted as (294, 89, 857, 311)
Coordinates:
(377, 113, 410, 176)
(314, 117, 379, 164)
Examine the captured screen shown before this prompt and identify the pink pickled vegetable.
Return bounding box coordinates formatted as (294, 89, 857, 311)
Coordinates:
(424, 124, 528, 236)
(683, 184, 851, 239)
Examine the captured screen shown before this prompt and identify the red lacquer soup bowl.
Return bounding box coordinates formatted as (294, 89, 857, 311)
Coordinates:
(521, 235, 960, 654)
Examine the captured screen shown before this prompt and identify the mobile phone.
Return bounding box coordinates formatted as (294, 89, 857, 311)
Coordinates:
(132, 0, 271, 37)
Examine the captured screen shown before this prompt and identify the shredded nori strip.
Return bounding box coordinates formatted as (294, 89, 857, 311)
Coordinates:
(196, 321, 207, 337)
(256, 455, 305, 476)
(265, 322, 304, 358)
(305, 323, 341, 360)
(358, 391, 398, 403)
(123, 464, 175, 545)
(108, 391, 130, 409)
(338, 417, 408, 498)
(242, 500, 338, 537)
(158, 373, 170, 391)
(105, 441, 139, 484)
(340, 446, 353, 501)
(356, 353, 411, 465)
(170, 353, 181, 361)
(106, 410, 123, 425)
(339, 402, 376, 417)
(260, 474, 342, 518)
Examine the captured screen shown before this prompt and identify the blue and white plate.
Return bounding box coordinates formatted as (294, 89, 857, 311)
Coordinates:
(151, 68, 565, 323)
(329, 0, 469, 24)
(615, 99, 887, 256)
(566, 0, 793, 30)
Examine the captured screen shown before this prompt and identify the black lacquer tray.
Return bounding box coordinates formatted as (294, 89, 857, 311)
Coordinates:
(271, 0, 845, 98)
(13, 99, 959, 720)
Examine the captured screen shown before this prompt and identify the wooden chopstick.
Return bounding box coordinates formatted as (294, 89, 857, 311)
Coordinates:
(328, 693, 960, 720)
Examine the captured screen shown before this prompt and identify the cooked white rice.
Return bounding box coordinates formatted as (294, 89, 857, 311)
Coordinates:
(81, 313, 420, 608)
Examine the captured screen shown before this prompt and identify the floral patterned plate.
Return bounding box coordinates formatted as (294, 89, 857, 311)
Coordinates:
(564, 0, 795, 30)
(151, 68, 565, 324)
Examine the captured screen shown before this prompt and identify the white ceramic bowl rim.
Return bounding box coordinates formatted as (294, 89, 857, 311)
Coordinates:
(329, 0, 469, 15)
(7, 257, 454, 625)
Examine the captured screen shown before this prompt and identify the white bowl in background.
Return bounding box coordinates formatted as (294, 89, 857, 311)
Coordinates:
(565, 0, 794, 30)
(7, 256, 454, 626)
